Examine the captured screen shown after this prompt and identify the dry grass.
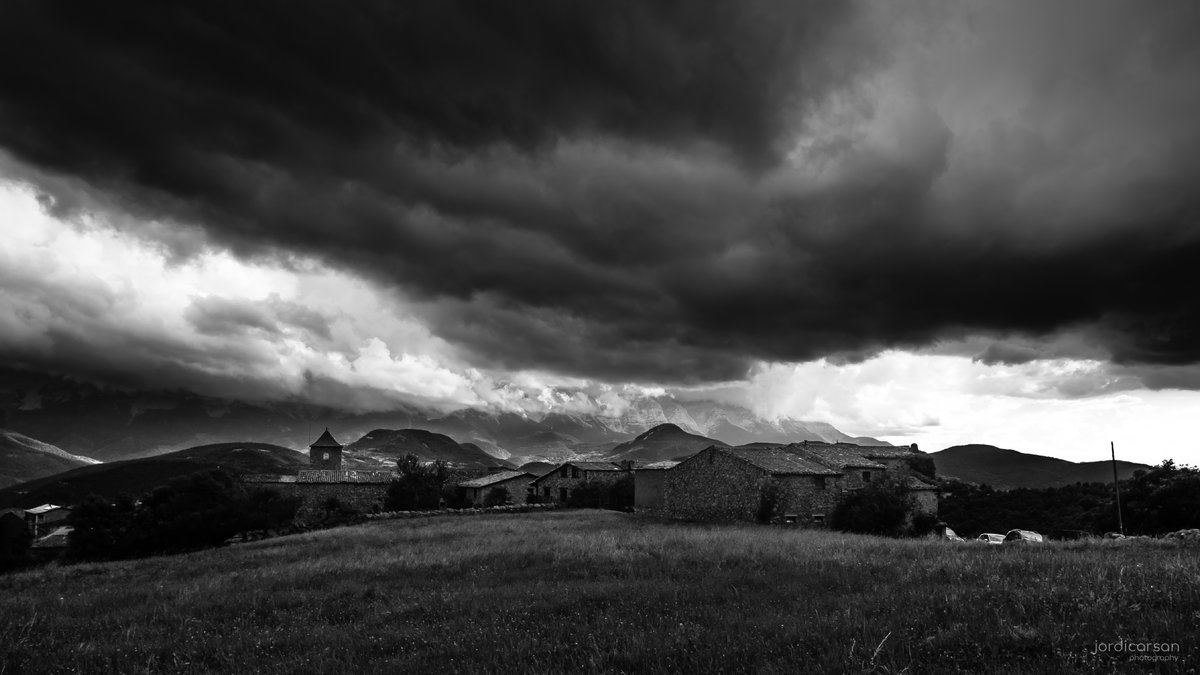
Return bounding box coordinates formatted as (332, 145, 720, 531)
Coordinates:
(2, 511, 1197, 673)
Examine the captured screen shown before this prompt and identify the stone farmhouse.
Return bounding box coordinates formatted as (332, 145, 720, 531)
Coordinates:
(243, 429, 395, 515)
(24, 504, 72, 537)
(660, 442, 937, 525)
(458, 470, 535, 506)
(530, 461, 628, 504)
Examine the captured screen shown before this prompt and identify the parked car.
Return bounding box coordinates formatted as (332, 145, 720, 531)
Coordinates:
(932, 522, 966, 542)
(1003, 529, 1045, 544)
(977, 533, 1004, 545)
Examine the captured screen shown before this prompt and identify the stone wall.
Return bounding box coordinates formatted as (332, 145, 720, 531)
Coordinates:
(663, 448, 769, 522)
(275, 482, 391, 516)
(772, 475, 843, 526)
(912, 489, 938, 516)
(532, 466, 627, 504)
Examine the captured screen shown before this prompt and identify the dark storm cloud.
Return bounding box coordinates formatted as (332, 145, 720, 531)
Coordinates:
(185, 295, 333, 342)
(3, 0, 1200, 388)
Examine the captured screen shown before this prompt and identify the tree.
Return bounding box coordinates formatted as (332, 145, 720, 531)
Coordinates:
(67, 470, 300, 562)
(756, 480, 782, 524)
(386, 455, 450, 511)
(831, 477, 911, 537)
(483, 487, 510, 507)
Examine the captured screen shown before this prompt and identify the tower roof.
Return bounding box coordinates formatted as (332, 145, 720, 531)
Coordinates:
(309, 428, 343, 449)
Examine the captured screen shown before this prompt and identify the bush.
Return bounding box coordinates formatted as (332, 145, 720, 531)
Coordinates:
(565, 477, 633, 510)
(67, 470, 299, 562)
(483, 487, 510, 507)
(905, 454, 937, 481)
(386, 455, 450, 511)
(567, 481, 606, 508)
(0, 513, 32, 573)
(607, 475, 634, 511)
(756, 480, 782, 524)
(303, 497, 362, 528)
(909, 511, 940, 537)
(831, 478, 911, 537)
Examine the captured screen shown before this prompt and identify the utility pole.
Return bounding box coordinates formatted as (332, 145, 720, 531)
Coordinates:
(1111, 441, 1124, 536)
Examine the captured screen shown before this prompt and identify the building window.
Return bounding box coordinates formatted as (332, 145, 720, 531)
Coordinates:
(813, 514, 826, 524)
(814, 476, 826, 490)
(861, 471, 871, 482)
(542, 487, 550, 497)
(707, 452, 714, 464)
(559, 487, 568, 502)
(571, 467, 579, 479)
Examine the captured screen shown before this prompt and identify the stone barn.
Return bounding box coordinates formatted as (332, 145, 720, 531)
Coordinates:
(663, 442, 940, 525)
(663, 446, 842, 524)
(458, 470, 535, 506)
(530, 461, 627, 504)
(791, 443, 888, 491)
(633, 461, 679, 511)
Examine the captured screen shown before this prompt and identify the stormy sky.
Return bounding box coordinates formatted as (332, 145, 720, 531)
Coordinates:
(2, 1, 1199, 462)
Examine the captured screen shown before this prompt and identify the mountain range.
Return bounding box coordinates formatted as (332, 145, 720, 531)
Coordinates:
(0, 369, 885, 465)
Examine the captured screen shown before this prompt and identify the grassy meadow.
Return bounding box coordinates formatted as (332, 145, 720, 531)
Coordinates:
(1, 510, 1197, 673)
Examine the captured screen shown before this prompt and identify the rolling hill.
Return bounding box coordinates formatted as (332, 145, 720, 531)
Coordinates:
(607, 424, 725, 464)
(0, 442, 310, 509)
(0, 429, 100, 489)
(930, 444, 1151, 490)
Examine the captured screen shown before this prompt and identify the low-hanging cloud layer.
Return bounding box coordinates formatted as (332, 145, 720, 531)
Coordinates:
(2, 1, 1200, 457)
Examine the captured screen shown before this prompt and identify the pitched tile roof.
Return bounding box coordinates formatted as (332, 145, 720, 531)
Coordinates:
(309, 428, 343, 448)
(791, 444, 886, 470)
(458, 471, 534, 489)
(721, 446, 841, 476)
(857, 446, 919, 459)
(570, 462, 622, 471)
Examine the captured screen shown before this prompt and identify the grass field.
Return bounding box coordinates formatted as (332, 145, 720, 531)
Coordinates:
(1, 511, 1197, 673)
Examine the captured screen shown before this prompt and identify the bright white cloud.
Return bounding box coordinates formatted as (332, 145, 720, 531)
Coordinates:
(728, 353, 1200, 465)
(3, 178, 1199, 466)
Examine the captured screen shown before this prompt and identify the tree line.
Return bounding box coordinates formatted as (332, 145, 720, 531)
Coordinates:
(939, 460, 1200, 537)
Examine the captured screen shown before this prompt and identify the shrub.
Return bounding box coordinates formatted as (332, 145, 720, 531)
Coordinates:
(386, 455, 450, 511)
(567, 481, 606, 508)
(607, 475, 634, 511)
(756, 480, 782, 524)
(484, 487, 510, 507)
(909, 511, 940, 537)
(831, 477, 911, 537)
(67, 471, 300, 562)
(0, 513, 32, 573)
(905, 454, 937, 480)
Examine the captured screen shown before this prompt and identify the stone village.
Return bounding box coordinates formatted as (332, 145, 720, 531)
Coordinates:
(242, 429, 939, 526)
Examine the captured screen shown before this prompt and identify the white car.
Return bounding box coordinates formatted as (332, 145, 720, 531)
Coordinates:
(977, 533, 1004, 545)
